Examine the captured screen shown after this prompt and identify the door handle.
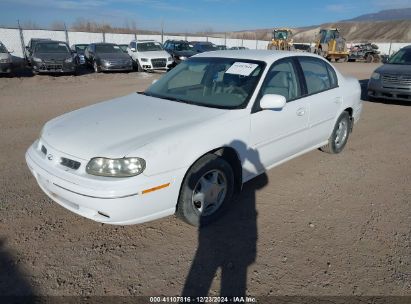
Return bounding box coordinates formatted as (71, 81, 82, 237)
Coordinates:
(296, 108, 306, 116)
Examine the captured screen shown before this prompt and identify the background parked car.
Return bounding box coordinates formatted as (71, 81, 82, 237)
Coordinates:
(191, 42, 218, 53)
(127, 40, 173, 72)
(24, 38, 51, 65)
(229, 46, 248, 50)
(71, 44, 88, 66)
(85, 43, 133, 73)
(368, 45, 411, 102)
(0, 41, 14, 75)
(216, 45, 227, 50)
(30, 40, 76, 75)
(163, 40, 196, 64)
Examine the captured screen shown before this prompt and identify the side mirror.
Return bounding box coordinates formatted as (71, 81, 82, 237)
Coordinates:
(130, 48, 136, 52)
(260, 94, 286, 110)
(381, 56, 388, 64)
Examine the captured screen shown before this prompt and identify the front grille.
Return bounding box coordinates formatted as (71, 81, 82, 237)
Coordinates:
(382, 74, 411, 87)
(107, 59, 129, 65)
(151, 58, 167, 68)
(60, 157, 81, 170)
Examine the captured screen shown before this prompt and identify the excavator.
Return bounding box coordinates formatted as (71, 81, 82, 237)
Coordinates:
(314, 28, 349, 62)
(267, 28, 294, 51)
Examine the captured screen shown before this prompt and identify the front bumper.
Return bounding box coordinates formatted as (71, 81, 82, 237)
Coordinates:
(25, 140, 185, 225)
(32, 61, 76, 73)
(138, 59, 174, 71)
(368, 78, 411, 101)
(101, 63, 133, 72)
(0, 62, 12, 74)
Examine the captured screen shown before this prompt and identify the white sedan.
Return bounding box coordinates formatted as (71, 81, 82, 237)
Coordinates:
(26, 50, 362, 226)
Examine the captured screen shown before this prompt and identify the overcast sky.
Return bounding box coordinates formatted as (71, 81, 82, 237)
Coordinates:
(1, 0, 410, 32)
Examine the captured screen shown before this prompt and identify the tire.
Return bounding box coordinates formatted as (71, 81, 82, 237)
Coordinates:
(93, 61, 101, 73)
(320, 111, 351, 154)
(366, 54, 374, 63)
(176, 154, 234, 227)
(137, 61, 143, 72)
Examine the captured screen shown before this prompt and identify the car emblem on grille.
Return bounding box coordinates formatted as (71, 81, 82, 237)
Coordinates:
(47, 154, 54, 161)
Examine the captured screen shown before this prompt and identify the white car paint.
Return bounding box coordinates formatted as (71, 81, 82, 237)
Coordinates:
(26, 50, 363, 225)
(127, 40, 173, 71)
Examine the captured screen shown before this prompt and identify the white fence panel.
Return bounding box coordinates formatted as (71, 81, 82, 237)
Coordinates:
(0, 28, 22, 57)
(105, 33, 135, 44)
(23, 29, 66, 44)
(68, 31, 103, 46)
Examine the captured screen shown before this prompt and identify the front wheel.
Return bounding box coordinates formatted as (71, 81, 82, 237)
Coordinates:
(320, 111, 351, 154)
(93, 61, 101, 73)
(176, 154, 234, 226)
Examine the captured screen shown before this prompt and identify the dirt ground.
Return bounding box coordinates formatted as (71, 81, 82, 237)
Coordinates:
(0, 63, 410, 298)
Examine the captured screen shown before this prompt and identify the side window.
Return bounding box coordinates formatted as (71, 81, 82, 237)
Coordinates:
(299, 57, 332, 94)
(259, 59, 301, 102)
(326, 63, 338, 88)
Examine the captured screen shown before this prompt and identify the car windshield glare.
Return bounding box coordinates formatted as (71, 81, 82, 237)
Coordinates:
(175, 43, 193, 51)
(145, 57, 265, 109)
(388, 49, 411, 65)
(96, 44, 123, 53)
(35, 43, 69, 54)
(137, 42, 163, 52)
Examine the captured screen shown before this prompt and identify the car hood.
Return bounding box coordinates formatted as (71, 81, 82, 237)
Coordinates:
(33, 53, 71, 61)
(138, 50, 169, 58)
(376, 64, 411, 75)
(172, 50, 196, 57)
(96, 52, 130, 60)
(42, 94, 226, 160)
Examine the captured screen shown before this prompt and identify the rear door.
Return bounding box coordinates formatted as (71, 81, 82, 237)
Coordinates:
(297, 56, 341, 146)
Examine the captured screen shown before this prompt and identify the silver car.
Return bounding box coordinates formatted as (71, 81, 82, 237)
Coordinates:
(368, 45, 411, 102)
(0, 41, 13, 75)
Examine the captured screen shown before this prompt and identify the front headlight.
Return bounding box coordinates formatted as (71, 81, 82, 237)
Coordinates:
(65, 57, 73, 63)
(179, 56, 187, 60)
(140, 58, 148, 62)
(371, 72, 380, 80)
(33, 57, 42, 63)
(86, 157, 146, 177)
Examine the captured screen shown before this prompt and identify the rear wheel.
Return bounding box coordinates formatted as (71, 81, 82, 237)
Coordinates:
(366, 54, 374, 63)
(176, 154, 234, 227)
(320, 111, 351, 154)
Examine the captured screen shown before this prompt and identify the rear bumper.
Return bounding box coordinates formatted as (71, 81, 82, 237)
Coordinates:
(25, 141, 185, 225)
(368, 79, 411, 101)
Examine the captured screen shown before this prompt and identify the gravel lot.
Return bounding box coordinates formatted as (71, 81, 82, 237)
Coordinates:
(0, 63, 410, 298)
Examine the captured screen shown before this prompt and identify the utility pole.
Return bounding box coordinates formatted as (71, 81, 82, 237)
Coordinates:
(161, 20, 164, 44)
(64, 23, 69, 45)
(17, 20, 26, 59)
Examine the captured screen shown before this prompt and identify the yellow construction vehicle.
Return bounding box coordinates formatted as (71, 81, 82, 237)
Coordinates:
(314, 28, 349, 61)
(267, 28, 294, 51)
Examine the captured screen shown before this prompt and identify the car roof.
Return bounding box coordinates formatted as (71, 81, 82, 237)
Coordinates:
(194, 49, 327, 64)
(93, 42, 117, 45)
(36, 40, 67, 45)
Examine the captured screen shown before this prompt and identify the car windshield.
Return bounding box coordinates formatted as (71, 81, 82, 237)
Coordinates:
(0, 43, 7, 53)
(388, 49, 411, 65)
(35, 42, 70, 54)
(95, 44, 123, 53)
(137, 42, 163, 52)
(144, 57, 265, 109)
(174, 42, 193, 51)
(75, 44, 88, 52)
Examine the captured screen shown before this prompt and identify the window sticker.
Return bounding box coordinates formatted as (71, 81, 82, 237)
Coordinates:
(225, 62, 258, 76)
